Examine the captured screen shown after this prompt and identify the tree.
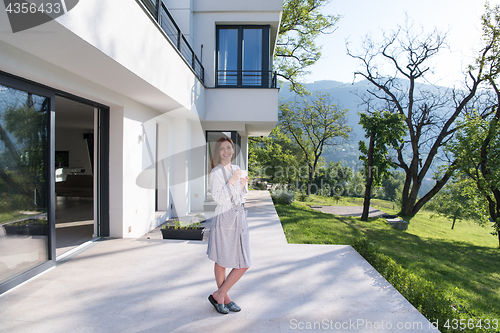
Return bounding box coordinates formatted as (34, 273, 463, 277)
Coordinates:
(313, 161, 352, 197)
(443, 3, 500, 247)
(280, 93, 351, 195)
(426, 176, 480, 229)
(378, 171, 405, 203)
(446, 112, 500, 246)
(358, 111, 406, 221)
(249, 124, 303, 185)
(276, 0, 339, 95)
(347, 19, 496, 217)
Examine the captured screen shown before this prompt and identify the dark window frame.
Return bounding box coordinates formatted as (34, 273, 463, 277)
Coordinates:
(216, 25, 271, 88)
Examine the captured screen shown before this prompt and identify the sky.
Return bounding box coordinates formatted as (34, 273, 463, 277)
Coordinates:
(304, 0, 500, 87)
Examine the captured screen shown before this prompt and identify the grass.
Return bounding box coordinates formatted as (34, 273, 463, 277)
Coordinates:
(275, 195, 500, 320)
(0, 212, 32, 224)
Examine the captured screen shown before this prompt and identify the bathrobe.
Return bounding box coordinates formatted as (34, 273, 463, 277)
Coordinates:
(207, 164, 252, 268)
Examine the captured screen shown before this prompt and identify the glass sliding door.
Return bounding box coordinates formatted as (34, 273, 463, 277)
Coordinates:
(0, 83, 50, 285)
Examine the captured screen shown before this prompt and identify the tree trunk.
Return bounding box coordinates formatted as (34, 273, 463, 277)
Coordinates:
(361, 134, 375, 221)
(497, 226, 500, 248)
(451, 217, 456, 230)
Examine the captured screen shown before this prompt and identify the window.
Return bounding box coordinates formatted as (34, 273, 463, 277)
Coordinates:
(216, 25, 271, 87)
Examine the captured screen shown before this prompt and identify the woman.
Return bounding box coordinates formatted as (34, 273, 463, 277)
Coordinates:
(207, 136, 251, 314)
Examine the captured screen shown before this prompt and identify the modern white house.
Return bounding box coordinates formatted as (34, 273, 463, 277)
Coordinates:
(0, 0, 282, 294)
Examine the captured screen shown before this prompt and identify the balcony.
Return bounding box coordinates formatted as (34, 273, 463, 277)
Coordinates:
(216, 70, 277, 88)
(140, 0, 204, 83)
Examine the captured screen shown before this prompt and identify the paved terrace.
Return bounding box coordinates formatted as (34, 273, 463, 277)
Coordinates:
(0, 191, 439, 332)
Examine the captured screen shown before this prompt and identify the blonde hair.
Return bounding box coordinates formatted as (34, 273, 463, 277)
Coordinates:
(210, 136, 235, 171)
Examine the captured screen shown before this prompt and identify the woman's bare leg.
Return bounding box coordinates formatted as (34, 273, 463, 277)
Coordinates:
(214, 263, 231, 304)
(212, 267, 248, 304)
(214, 263, 226, 288)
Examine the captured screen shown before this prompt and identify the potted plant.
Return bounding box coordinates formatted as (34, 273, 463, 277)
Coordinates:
(161, 215, 206, 240)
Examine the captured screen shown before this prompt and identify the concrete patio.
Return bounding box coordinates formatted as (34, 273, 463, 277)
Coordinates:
(0, 191, 439, 332)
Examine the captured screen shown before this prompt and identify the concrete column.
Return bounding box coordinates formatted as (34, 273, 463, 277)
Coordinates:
(108, 106, 124, 238)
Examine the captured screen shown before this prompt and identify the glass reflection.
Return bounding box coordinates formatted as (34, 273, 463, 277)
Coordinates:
(242, 28, 263, 86)
(218, 28, 238, 86)
(0, 83, 49, 285)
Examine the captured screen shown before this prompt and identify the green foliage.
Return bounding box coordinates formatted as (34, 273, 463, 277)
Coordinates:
(426, 176, 485, 229)
(271, 190, 295, 205)
(312, 161, 352, 195)
(377, 171, 405, 202)
(252, 182, 268, 190)
(162, 219, 204, 230)
(446, 110, 500, 245)
(276, 0, 340, 95)
(358, 111, 406, 186)
(280, 93, 351, 195)
(249, 124, 303, 184)
(297, 190, 308, 202)
(352, 237, 459, 332)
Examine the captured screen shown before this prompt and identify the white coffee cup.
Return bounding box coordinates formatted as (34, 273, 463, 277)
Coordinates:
(239, 170, 248, 179)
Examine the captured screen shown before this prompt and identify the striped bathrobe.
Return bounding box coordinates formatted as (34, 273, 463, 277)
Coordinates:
(207, 164, 251, 268)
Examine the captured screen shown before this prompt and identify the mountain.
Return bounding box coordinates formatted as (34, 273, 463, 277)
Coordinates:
(279, 80, 367, 136)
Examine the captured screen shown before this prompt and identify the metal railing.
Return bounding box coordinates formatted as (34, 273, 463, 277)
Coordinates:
(216, 70, 277, 88)
(140, 0, 204, 83)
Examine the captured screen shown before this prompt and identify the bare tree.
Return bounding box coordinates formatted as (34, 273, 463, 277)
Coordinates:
(347, 20, 494, 217)
(280, 93, 351, 196)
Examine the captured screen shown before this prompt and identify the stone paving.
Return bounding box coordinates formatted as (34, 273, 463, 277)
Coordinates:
(0, 191, 439, 332)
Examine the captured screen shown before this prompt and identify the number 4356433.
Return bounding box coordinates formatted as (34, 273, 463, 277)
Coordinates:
(5, 2, 62, 14)
(444, 319, 498, 330)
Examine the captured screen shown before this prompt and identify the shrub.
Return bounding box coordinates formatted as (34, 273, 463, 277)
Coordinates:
(271, 191, 295, 205)
(352, 237, 493, 333)
(253, 182, 267, 190)
(297, 190, 308, 202)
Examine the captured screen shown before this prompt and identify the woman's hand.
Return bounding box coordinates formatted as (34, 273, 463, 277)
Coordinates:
(240, 176, 249, 186)
(228, 169, 242, 185)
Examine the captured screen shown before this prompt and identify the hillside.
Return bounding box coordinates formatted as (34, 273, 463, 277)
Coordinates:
(276, 79, 439, 195)
(278, 80, 370, 167)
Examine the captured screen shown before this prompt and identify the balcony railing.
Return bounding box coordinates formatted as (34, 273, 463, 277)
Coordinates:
(140, 0, 204, 83)
(216, 70, 277, 88)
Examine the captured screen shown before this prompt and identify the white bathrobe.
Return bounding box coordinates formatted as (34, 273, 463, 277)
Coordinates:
(207, 164, 251, 268)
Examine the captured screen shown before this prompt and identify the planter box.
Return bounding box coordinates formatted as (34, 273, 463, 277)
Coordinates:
(161, 228, 204, 240)
(27, 224, 48, 236)
(3, 224, 28, 236)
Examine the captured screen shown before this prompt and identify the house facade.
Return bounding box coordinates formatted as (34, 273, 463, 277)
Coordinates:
(0, 0, 282, 294)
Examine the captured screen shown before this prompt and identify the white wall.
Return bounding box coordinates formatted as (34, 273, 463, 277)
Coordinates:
(163, 0, 195, 46)
(0, 0, 205, 118)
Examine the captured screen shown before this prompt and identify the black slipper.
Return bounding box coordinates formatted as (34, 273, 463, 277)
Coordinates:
(208, 295, 229, 314)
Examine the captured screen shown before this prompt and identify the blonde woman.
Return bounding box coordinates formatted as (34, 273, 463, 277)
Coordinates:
(207, 136, 251, 314)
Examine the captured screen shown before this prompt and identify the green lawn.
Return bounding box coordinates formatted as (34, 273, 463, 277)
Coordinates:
(0, 212, 31, 224)
(275, 195, 500, 320)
